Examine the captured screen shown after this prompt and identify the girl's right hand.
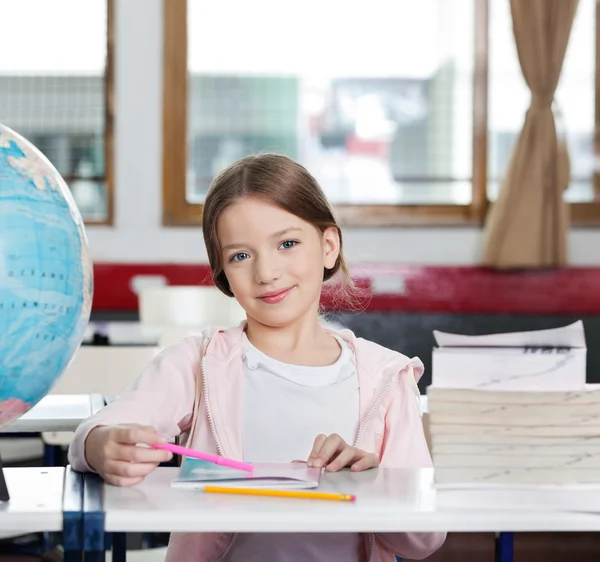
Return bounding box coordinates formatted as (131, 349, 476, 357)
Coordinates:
(84, 424, 173, 486)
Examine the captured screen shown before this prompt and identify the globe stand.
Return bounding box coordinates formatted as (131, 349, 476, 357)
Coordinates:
(0, 452, 8, 501)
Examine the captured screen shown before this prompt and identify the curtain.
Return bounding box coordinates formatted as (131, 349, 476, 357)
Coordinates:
(481, 0, 578, 268)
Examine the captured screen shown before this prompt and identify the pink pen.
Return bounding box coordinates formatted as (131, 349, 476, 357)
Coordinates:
(152, 443, 254, 473)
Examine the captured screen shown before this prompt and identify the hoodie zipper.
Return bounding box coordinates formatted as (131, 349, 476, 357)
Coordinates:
(202, 355, 225, 457)
(366, 533, 375, 562)
(217, 534, 237, 561)
(202, 355, 238, 561)
(354, 371, 398, 448)
(354, 370, 398, 562)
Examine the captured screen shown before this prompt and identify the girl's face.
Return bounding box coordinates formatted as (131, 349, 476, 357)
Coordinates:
(217, 197, 340, 328)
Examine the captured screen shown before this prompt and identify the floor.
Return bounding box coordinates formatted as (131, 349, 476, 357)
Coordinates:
(411, 532, 600, 562)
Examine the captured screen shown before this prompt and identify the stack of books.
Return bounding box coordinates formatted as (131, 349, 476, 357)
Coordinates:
(428, 385, 600, 486)
(427, 320, 599, 486)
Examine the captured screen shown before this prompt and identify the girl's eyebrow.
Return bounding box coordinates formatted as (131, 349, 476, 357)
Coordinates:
(270, 227, 303, 239)
(222, 227, 303, 252)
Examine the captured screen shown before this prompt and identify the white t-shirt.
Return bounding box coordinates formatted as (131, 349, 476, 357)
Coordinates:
(223, 333, 363, 562)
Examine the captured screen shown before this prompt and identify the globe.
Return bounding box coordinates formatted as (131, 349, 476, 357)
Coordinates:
(0, 123, 93, 429)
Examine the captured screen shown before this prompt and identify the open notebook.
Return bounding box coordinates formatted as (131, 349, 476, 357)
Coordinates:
(172, 459, 322, 490)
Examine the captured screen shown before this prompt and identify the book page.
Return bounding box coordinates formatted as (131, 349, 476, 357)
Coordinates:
(433, 320, 586, 349)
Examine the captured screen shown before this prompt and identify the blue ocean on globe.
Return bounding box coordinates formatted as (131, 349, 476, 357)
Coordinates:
(0, 123, 93, 428)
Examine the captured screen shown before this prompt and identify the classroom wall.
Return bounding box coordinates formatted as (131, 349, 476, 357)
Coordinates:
(84, 0, 600, 266)
(84, 0, 600, 389)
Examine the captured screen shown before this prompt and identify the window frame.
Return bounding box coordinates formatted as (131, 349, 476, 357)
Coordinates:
(101, 0, 115, 226)
(162, 0, 599, 227)
(575, 0, 600, 225)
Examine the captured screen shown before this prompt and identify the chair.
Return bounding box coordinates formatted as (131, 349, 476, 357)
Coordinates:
(138, 285, 246, 329)
(0, 434, 44, 468)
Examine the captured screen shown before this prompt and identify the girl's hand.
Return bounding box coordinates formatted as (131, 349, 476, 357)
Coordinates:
(307, 433, 379, 472)
(84, 424, 173, 487)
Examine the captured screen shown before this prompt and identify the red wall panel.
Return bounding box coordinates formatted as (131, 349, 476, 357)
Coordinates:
(92, 263, 600, 315)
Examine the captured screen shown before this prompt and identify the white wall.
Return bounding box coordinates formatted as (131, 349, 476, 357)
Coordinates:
(84, 0, 600, 265)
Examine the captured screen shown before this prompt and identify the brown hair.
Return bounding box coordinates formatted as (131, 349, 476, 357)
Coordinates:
(202, 153, 354, 301)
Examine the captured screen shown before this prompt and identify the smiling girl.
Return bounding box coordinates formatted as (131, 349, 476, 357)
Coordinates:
(69, 153, 446, 561)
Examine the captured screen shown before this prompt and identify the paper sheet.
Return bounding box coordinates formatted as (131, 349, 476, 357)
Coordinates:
(433, 320, 586, 349)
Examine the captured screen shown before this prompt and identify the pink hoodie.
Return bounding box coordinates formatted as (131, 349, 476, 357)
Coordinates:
(68, 323, 446, 561)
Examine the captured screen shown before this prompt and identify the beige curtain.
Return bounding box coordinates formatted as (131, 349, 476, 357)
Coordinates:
(482, 0, 578, 268)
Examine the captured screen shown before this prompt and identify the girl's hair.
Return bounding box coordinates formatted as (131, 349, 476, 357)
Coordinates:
(202, 153, 355, 303)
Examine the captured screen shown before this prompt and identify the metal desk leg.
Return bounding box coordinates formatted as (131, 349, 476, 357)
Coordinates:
(495, 532, 514, 562)
(112, 532, 127, 562)
(62, 467, 84, 562)
(83, 472, 106, 562)
(44, 444, 62, 467)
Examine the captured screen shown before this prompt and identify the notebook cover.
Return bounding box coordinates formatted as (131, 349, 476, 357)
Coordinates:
(171, 459, 322, 489)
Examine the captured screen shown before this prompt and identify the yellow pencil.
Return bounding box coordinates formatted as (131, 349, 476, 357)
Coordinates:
(203, 486, 356, 502)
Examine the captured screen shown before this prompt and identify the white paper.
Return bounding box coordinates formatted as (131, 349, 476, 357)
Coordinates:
(433, 320, 586, 349)
(432, 347, 586, 391)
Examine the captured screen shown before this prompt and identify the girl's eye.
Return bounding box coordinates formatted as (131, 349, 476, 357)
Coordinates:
(280, 240, 298, 250)
(231, 252, 250, 262)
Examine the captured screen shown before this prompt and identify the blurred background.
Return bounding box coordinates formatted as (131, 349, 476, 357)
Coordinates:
(2, 0, 596, 386)
(1, 1, 600, 559)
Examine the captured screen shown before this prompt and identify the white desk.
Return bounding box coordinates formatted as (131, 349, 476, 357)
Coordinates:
(100, 467, 600, 534)
(0, 467, 65, 534)
(0, 467, 87, 560)
(1, 394, 105, 433)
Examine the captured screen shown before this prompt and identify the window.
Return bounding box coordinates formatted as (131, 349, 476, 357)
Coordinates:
(163, 0, 600, 226)
(488, 0, 595, 203)
(163, 0, 488, 226)
(486, 0, 600, 225)
(0, 0, 114, 225)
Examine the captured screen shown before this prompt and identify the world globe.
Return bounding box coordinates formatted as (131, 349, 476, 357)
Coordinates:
(0, 123, 93, 429)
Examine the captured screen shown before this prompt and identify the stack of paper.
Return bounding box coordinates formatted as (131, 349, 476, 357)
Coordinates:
(431, 321, 587, 392)
(427, 321, 600, 486)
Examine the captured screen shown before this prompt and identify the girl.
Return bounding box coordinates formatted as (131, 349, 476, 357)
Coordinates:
(68, 154, 446, 561)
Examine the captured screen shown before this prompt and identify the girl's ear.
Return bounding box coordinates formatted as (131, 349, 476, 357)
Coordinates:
(322, 226, 341, 270)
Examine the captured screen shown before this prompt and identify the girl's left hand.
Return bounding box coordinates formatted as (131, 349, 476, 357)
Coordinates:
(307, 433, 379, 472)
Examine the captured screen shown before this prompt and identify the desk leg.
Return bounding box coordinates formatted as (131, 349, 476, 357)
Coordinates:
(63, 467, 84, 562)
(495, 532, 514, 562)
(44, 444, 61, 467)
(112, 533, 127, 562)
(0, 451, 9, 501)
(83, 473, 106, 562)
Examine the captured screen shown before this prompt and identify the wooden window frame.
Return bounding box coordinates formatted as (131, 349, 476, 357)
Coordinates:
(101, 0, 115, 226)
(162, 0, 598, 227)
(162, 0, 194, 226)
(572, 0, 600, 225)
